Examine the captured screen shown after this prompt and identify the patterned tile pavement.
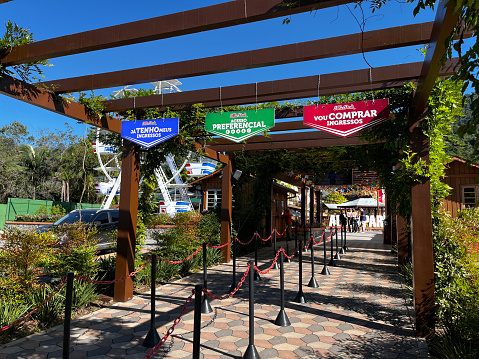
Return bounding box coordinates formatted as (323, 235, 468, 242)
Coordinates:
(0, 230, 429, 358)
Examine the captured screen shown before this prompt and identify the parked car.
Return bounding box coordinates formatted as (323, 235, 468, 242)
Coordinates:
(38, 208, 119, 251)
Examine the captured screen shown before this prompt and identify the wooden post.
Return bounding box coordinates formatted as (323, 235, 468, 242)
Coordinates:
(396, 212, 409, 268)
(220, 157, 232, 263)
(114, 141, 140, 302)
(409, 111, 435, 338)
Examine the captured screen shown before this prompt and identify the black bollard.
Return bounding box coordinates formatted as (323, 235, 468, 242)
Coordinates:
(328, 228, 337, 267)
(343, 224, 348, 252)
(294, 227, 299, 256)
(273, 229, 279, 269)
(243, 261, 260, 359)
(294, 241, 306, 303)
(202, 243, 213, 313)
(321, 229, 330, 275)
(275, 249, 291, 326)
(254, 232, 261, 280)
(307, 236, 319, 288)
(143, 255, 160, 347)
(230, 235, 238, 293)
(302, 226, 308, 252)
(340, 225, 346, 255)
(334, 226, 341, 260)
(285, 231, 291, 263)
(63, 272, 74, 359)
(193, 284, 202, 359)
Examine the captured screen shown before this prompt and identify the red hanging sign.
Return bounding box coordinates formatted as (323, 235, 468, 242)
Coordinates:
(303, 99, 389, 137)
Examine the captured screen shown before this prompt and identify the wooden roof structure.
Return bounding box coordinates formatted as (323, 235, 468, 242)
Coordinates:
(0, 0, 465, 337)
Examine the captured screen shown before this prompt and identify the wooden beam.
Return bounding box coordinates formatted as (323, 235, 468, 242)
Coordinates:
(206, 134, 363, 152)
(43, 22, 436, 93)
(104, 60, 461, 112)
(1, 0, 353, 66)
(0, 75, 122, 134)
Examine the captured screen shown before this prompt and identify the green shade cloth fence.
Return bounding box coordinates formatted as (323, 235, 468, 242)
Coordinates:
(0, 198, 101, 230)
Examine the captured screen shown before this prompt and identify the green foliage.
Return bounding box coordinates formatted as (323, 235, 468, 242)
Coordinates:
(0, 298, 30, 336)
(78, 91, 108, 119)
(322, 193, 347, 204)
(47, 222, 100, 278)
(0, 21, 52, 82)
(147, 213, 174, 226)
(70, 281, 98, 311)
(138, 175, 158, 217)
(14, 213, 62, 222)
(0, 229, 56, 290)
(433, 208, 479, 357)
(25, 284, 64, 328)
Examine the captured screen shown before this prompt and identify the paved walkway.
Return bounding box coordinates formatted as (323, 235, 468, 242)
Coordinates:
(0, 231, 429, 359)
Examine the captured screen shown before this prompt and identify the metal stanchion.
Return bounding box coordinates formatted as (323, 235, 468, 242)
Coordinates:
(143, 255, 160, 347)
(321, 229, 330, 275)
(334, 226, 341, 260)
(339, 224, 346, 255)
(302, 226, 308, 252)
(285, 230, 291, 263)
(294, 227, 299, 256)
(328, 227, 337, 267)
(193, 284, 202, 359)
(343, 225, 348, 252)
(202, 242, 213, 313)
(254, 232, 261, 280)
(307, 236, 319, 288)
(243, 260, 260, 359)
(294, 241, 306, 303)
(273, 229, 279, 270)
(63, 272, 74, 359)
(230, 235, 238, 292)
(275, 249, 290, 326)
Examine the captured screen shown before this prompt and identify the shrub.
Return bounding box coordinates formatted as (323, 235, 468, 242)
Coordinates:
(25, 283, 65, 328)
(147, 213, 174, 226)
(432, 207, 479, 357)
(46, 222, 100, 278)
(0, 229, 56, 291)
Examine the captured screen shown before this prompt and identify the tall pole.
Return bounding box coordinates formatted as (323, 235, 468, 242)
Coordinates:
(243, 261, 260, 359)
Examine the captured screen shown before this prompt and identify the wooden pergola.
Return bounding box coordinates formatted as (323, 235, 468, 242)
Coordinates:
(0, 0, 463, 337)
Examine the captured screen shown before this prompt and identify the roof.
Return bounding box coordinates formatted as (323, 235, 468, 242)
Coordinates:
(448, 157, 479, 169)
(324, 203, 339, 210)
(188, 169, 222, 185)
(273, 182, 298, 194)
(337, 198, 385, 208)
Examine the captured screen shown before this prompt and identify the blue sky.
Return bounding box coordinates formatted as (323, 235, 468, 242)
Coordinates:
(0, 0, 438, 139)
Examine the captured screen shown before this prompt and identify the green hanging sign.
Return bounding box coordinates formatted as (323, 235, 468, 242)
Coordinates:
(205, 109, 275, 142)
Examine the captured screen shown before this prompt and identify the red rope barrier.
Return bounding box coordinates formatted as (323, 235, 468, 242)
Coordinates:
(157, 246, 202, 264)
(143, 289, 195, 359)
(313, 231, 325, 245)
(257, 233, 272, 242)
(254, 249, 281, 275)
(0, 276, 68, 332)
(275, 228, 287, 237)
(207, 239, 232, 249)
(76, 256, 152, 285)
(236, 234, 255, 246)
(203, 264, 250, 300)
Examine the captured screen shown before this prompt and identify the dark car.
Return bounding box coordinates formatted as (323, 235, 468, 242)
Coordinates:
(38, 208, 119, 251)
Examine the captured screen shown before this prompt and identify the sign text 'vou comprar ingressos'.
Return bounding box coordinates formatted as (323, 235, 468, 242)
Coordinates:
(303, 99, 389, 137)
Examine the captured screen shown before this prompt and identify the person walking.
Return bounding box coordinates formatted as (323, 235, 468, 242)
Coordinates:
(359, 207, 367, 232)
(283, 207, 292, 240)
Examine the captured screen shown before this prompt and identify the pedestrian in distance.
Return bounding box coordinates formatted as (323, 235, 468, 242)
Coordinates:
(283, 207, 292, 240)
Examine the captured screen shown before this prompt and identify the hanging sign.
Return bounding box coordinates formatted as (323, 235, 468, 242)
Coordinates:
(205, 109, 275, 142)
(303, 99, 389, 137)
(121, 118, 179, 148)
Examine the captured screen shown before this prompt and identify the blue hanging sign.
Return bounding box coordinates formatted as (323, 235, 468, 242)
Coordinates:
(121, 118, 179, 148)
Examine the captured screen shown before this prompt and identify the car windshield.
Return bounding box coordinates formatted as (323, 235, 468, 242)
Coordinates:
(53, 211, 97, 225)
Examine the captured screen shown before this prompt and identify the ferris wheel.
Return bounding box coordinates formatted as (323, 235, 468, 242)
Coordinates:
(92, 81, 217, 214)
